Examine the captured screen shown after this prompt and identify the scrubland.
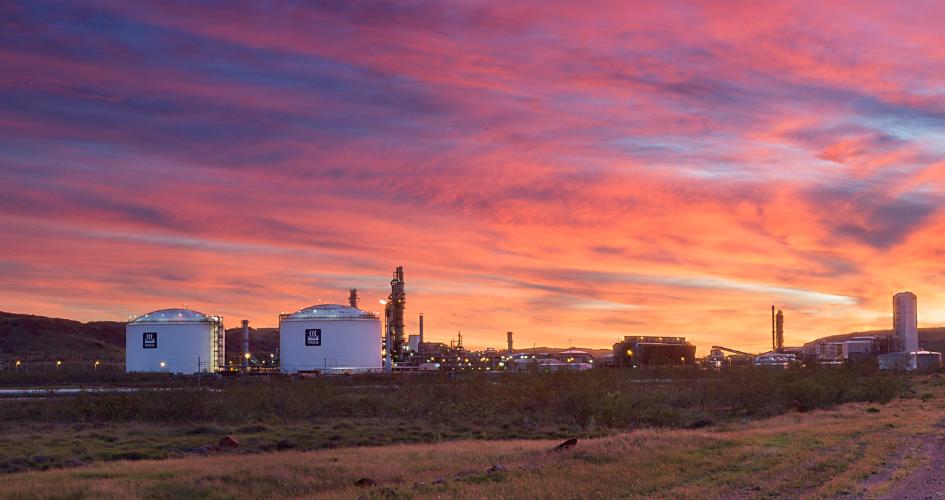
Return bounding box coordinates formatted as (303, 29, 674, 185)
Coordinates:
(0, 365, 938, 498)
(2, 373, 944, 499)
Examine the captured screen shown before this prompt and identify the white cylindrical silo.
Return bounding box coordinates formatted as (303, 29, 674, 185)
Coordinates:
(893, 292, 918, 353)
(279, 304, 381, 373)
(126, 308, 224, 373)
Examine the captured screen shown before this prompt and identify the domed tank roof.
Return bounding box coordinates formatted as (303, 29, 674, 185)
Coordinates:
(283, 304, 377, 321)
(129, 308, 216, 324)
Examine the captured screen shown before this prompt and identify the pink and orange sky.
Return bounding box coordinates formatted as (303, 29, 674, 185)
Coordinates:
(3, 1, 945, 353)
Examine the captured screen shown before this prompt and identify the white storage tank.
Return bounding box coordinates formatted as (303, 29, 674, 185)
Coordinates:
(893, 292, 919, 353)
(279, 304, 381, 373)
(126, 308, 225, 373)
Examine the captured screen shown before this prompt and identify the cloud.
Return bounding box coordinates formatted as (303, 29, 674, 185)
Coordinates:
(804, 187, 939, 249)
(3, 0, 945, 353)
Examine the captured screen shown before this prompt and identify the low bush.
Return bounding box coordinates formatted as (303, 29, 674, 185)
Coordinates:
(0, 365, 909, 432)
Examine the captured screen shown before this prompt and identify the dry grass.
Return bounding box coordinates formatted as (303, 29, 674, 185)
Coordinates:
(0, 418, 590, 474)
(3, 375, 944, 499)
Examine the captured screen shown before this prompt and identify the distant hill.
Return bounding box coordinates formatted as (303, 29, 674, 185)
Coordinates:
(0, 311, 283, 364)
(0, 311, 125, 362)
(224, 327, 279, 361)
(511, 346, 613, 358)
(813, 328, 945, 354)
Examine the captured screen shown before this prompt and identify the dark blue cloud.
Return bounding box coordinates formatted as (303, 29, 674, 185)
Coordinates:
(805, 187, 939, 249)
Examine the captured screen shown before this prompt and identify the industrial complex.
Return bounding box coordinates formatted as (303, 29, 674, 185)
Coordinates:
(123, 268, 943, 375)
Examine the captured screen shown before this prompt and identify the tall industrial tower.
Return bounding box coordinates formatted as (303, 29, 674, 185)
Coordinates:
(771, 305, 776, 351)
(241, 319, 250, 368)
(348, 289, 359, 308)
(771, 306, 784, 353)
(385, 267, 406, 361)
(893, 292, 918, 353)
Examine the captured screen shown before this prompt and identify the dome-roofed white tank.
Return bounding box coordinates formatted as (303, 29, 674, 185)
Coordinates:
(131, 308, 213, 323)
(279, 304, 381, 373)
(126, 308, 224, 374)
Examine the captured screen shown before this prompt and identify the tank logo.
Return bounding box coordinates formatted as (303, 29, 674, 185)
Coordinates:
(305, 329, 322, 346)
(143, 332, 157, 349)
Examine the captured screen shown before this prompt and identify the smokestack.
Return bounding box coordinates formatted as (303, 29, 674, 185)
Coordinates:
(507, 331, 513, 355)
(419, 313, 424, 345)
(241, 319, 250, 368)
(348, 289, 359, 308)
(771, 305, 776, 352)
(776, 309, 784, 353)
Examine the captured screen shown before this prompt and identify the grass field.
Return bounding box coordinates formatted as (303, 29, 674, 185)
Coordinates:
(0, 366, 909, 476)
(2, 374, 943, 499)
(0, 418, 594, 474)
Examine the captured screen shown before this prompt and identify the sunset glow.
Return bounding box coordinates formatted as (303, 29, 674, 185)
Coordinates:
(4, 1, 945, 353)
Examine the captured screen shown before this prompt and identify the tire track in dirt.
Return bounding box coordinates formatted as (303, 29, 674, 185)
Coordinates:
(880, 433, 945, 499)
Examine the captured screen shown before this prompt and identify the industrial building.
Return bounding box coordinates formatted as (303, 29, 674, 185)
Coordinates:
(879, 351, 943, 372)
(613, 336, 696, 367)
(278, 304, 382, 374)
(753, 351, 797, 368)
(506, 350, 595, 372)
(552, 349, 594, 366)
(705, 346, 754, 369)
(125, 308, 224, 373)
(801, 336, 894, 362)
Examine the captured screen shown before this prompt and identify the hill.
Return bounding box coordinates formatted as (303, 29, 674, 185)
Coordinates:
(0, 311, 283, 364)
(510, 346, 613, 358)
(224, 327, 279, 361)
(0, 311, 125, 362)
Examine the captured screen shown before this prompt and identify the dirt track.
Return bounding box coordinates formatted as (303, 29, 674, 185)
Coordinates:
(881, 436, 945, 500)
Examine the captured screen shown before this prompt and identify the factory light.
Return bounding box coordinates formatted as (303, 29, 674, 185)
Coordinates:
(379, 299, 387, 305)
(160, 361, 166, 368)
(244, 352, 252, 360)
(626, 348, 633, 357)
